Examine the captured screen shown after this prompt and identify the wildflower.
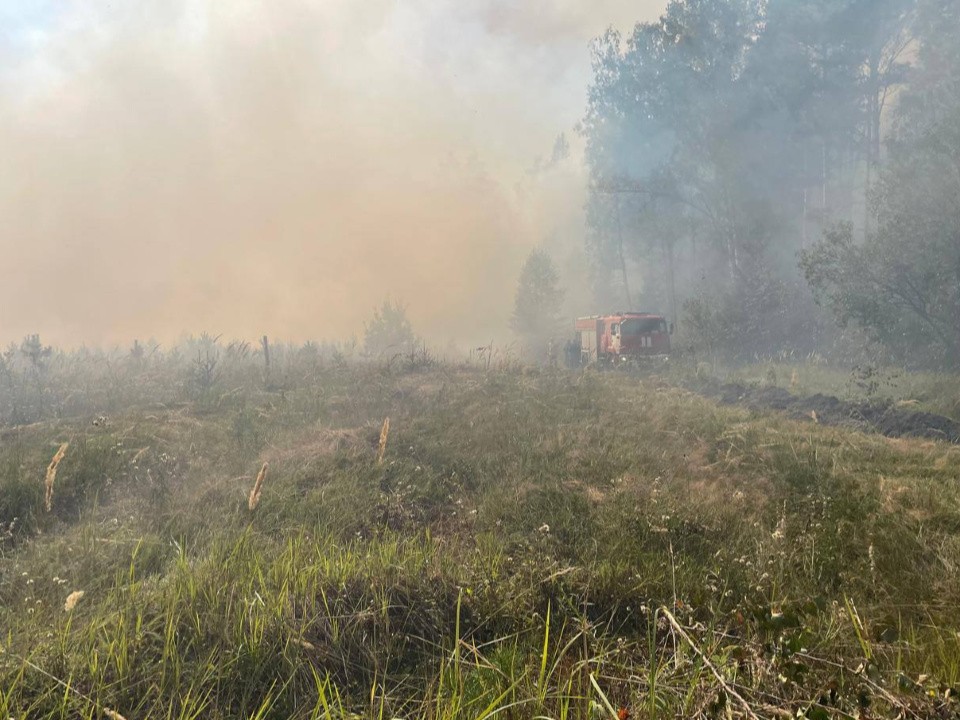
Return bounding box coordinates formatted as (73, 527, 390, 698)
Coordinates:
(772, 506, 787, 540)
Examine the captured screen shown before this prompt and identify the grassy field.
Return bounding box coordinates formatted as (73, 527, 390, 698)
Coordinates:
(2, 352, 960, 719)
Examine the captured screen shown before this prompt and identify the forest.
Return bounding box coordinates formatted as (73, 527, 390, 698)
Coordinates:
(578, 0, 960, 368)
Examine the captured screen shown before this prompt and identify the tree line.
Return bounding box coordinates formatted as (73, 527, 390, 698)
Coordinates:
(572, 0, 960, 368)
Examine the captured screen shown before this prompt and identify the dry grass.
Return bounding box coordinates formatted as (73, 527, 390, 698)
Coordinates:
(377, 416, 390, 465)
(63, 590, 84, 612)
(266, 427, 367, 466)
(44, 442, 68, 513)
(130, 446, 150, 465)
(247, 462, 268, 511)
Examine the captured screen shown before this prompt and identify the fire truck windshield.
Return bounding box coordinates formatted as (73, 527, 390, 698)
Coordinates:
(621, 318, 666, 335)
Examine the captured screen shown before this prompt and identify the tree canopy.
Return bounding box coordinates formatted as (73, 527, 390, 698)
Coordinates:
(802, 0, 960, 367)
(579, 0, 947, 363)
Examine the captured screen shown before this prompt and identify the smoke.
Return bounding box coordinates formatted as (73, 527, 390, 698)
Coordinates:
(0, 0, 664, 348)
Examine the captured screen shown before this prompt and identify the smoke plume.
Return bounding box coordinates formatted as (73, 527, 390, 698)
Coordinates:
(0, 0, 664, 347)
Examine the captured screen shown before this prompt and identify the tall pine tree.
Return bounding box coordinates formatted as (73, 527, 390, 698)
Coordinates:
(511, 250, 565, 357)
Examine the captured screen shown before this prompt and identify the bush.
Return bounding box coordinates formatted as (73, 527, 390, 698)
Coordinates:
(363, 300, 419, 358)
(682, 274, 825, 363)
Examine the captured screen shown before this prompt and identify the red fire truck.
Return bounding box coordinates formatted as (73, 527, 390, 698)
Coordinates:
(572, 312, 672, 365)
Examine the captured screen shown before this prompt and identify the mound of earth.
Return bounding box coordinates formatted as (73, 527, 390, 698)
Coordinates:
(690, 379, 960, 443)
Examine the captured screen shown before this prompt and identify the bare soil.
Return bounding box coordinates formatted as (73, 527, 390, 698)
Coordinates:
(688, 378, 960, 443)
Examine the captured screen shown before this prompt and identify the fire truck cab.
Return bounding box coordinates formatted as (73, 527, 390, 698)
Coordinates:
(573, 312, 672, 365)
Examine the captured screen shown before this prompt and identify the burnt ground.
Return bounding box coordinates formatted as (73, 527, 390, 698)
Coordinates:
(685, 378, 960, 443)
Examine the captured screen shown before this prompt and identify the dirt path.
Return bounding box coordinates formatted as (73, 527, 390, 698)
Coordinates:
(686, 378, 960, 443)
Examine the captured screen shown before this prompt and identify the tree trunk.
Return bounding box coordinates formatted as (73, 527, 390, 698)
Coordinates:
(261, 335, 271, 387)
(614, 197, 633, 310)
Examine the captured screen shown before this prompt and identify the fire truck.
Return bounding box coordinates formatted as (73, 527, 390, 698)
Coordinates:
(571, 312, 673, 366)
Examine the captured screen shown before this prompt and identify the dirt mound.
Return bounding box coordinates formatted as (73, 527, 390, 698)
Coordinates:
(692, 379, 960, 443)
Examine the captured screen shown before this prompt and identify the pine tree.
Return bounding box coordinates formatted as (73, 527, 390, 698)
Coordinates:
(511, 250, 564, 354)
(363, 300, 418, 358)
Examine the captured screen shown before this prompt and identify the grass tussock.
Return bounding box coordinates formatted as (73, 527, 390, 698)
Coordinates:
(2, 355, 960, 718)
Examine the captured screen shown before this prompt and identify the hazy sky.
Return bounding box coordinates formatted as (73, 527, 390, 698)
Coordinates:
(0, 0, 666, 348)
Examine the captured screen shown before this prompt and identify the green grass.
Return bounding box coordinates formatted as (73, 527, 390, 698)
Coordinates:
(2, 357, 960, 718)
